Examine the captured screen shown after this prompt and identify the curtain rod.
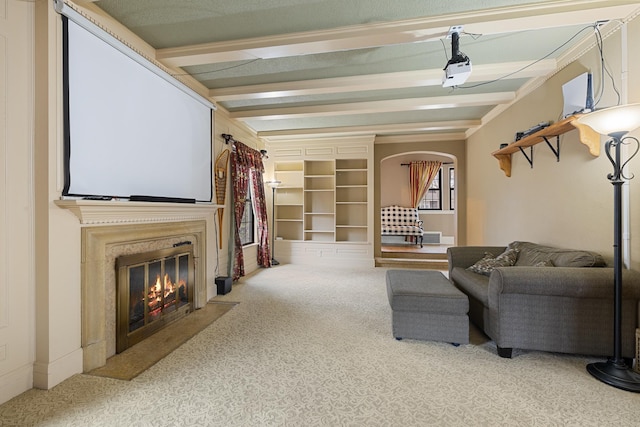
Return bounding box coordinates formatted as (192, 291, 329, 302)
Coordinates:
(221, 134, 268, 158)
(401, 162, 453, 166)
(221, 134, 236, 145)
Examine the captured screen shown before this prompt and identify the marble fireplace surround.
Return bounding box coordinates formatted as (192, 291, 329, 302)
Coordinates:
(56, 200, 215, 372)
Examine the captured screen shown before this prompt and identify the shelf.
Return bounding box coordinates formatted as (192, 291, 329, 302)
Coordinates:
(276, 221, 303, 240)
(274, 170, 303, 187)
(304, 176, 334, 190)
(336, 186, 367, 203)
(54, 200, 221, 225)
(491, 114, 600, 177)
(304, 231, 335, 242)
(272, 158, 368, 243)
(304, 160, 335, 175)
(336, 227, 367, 242)
(275, 187, 303, 205)
(275, 205, 303, 221)
(336, 170, 367, 186)
(336, 159, 367, 169)
(274, 161, 303, 172)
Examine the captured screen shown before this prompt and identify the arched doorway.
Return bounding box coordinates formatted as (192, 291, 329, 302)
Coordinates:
(379, 151, 458, 258)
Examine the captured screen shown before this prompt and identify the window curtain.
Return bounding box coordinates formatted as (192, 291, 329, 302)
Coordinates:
(409, 161, 442, 208)
(230, 141, 270, 281)
(250, 168, 270, 268)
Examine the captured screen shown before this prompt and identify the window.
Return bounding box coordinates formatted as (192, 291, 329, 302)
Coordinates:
(238, 183, 255, 246)
(418, 169, 441, 210)
(449, 167, 455, 210)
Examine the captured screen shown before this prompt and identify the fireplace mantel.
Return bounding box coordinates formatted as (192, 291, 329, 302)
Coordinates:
(55, 200, 222, 225)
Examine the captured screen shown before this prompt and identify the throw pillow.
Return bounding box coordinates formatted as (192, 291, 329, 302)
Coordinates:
(533, 259, 554, 267)
(467, 248, 519, 276)
(508, 241, 606, 267)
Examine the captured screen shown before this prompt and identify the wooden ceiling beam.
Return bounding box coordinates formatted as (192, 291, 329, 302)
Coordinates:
(257, 120, 480, 141)
(157, 2, 638, 67)
(230, 92, 515, 121)
(211, 60, 555, 102)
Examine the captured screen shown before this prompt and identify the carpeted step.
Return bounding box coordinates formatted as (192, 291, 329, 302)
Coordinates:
(375, 257, 449, 270)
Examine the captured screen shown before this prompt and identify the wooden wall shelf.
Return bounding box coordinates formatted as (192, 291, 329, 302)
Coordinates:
(491, 114, 600, 177)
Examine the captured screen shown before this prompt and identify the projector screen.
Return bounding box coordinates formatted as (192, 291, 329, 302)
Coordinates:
(62, 16, 213, 202)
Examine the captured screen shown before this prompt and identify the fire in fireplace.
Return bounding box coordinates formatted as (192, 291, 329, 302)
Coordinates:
(116, 244, 195, 353)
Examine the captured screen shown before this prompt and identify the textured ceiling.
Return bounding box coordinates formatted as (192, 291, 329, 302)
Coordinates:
(88, 0, 640, 141)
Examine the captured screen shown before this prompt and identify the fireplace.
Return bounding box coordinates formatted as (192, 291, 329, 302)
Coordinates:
(74, 219, 210, 372)
(116, 244, 195, 353)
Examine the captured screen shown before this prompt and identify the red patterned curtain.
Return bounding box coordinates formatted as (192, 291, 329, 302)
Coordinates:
(230, 141, 270, 280)
(250, 168, 270, 268)
(409, 161, 442, 208)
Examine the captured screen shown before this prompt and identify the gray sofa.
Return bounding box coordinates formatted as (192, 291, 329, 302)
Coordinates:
(447, 241, 640, 358)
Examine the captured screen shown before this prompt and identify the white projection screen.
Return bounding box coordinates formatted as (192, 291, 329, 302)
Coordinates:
(62, 15, 214, 202)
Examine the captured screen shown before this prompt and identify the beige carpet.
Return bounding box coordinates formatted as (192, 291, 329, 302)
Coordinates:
(88, 301, 237, 381)
(1, 264, 639, 426)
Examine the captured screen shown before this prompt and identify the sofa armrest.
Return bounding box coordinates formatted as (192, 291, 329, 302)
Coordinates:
(447, 246, 507, 275)
(488, 267, 640, 302)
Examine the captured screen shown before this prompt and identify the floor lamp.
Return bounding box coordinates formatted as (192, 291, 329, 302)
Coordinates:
(267, 180, 281, 266)
(577, 103, 640, 392)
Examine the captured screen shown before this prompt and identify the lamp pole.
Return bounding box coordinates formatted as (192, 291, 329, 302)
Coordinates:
(577, 104, 640, 392)
(267, 180, 281, 266)
(584, 134, 640, 392)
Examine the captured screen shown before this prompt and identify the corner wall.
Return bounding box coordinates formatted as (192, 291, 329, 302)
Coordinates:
(466, 20, 640, 270)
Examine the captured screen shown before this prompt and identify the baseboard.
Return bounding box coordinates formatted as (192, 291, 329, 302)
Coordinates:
(441, 236, 454, 245)
(33, 348, 83, 390)
(0, 363, 33, 405)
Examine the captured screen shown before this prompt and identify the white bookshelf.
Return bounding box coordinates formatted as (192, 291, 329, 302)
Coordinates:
(266, 136, 374, 266)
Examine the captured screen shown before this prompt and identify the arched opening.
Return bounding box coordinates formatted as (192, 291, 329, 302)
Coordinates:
(379, 151, 458, 258)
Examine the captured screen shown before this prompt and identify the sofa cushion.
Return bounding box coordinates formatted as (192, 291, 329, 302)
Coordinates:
(508, 241, 605, 267)
(451, 267, 490, 306)
(466, 248, 519, 276)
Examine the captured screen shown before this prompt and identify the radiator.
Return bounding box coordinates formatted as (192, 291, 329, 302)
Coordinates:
(422, 232, 441, 244)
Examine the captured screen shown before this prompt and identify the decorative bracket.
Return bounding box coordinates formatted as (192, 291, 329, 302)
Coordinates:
(542, 136, 560, 162)
(518, 146, 533, 168)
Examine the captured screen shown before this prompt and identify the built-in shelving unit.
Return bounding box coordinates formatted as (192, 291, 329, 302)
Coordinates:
(272, 158, 369, 243)
(267, 136, 374, 266)
(491, 114, 600, 177)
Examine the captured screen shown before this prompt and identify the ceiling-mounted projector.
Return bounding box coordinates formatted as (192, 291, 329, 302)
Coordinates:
(442, 27, 472, 87)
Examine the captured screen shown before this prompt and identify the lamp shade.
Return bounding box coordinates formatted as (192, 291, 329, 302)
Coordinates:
(576, 103, 640, 137)
(267, 180, 281, 188)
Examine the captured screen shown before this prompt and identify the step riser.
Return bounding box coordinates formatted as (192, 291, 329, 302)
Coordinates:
(375, 259, 449, 270)
(380, 252, 447, 260)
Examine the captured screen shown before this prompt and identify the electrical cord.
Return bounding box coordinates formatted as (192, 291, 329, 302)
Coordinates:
(457, 24, 596, 89)
(593, 24, 621, 107)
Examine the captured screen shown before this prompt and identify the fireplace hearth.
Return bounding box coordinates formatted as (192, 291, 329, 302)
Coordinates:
(116, 244, 195, 353)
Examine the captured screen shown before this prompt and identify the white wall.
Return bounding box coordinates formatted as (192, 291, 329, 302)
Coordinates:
(0, 0, 35, 405)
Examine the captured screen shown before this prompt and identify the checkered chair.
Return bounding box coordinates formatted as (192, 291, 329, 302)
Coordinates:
(381, 205, 424, 247)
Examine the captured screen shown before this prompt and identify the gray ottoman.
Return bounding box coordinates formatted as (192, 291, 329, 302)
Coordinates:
(386, 269, 469, 345)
